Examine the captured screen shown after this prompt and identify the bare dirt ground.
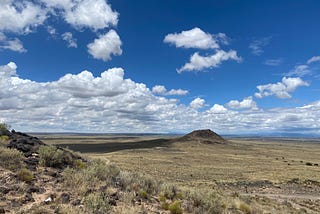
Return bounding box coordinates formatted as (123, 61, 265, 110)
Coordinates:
(40, 135, 320, 213)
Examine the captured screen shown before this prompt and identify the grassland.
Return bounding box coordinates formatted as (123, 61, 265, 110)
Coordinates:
(39, 134, 320, 213)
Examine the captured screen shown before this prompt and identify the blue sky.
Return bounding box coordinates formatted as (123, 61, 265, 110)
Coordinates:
(0, 0, 320, 134)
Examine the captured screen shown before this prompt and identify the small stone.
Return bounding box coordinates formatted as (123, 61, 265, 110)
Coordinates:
(44, 197, 52, 204)
(60, 193, 70, 204)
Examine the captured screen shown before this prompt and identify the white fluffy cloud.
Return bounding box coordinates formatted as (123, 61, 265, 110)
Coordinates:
(87, 30, 122, 61)
(62, 32, 77, 48)
(190, 98, 205, 109)
(164, 27, 220, 49)
(0, 0, 121, 61)
(227, 97, 258, 110)
(0, 0, 47, 34)
(208, 104, 228, 114)
(255, 77, 309, 99)
(178, 50, 242, 73)
(64, 0, 118, 31)
(40, 0, 118, 30)
(0, 33, 26, 53)
(152, 85, 188, 96)
(0, 62, 320, 134)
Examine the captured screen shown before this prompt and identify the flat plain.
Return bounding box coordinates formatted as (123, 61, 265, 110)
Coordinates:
(39, 134, 320, 213)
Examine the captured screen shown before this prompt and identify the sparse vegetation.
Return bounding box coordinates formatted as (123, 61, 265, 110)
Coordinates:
(38, 145, 64, 167)
(0, 146, 24, 170)
(168, 200, 183, 214)
(17, 168, 34, 182)
(84, 192, 111, 213)
(1, 131, 320, 213)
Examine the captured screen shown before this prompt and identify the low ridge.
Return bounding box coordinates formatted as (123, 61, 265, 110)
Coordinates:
(179, 129, 226, 144)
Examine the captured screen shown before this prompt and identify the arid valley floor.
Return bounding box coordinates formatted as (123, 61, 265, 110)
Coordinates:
(37, 133, 320, 213)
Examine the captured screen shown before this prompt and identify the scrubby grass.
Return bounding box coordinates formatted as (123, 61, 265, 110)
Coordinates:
(38, 145, 65, 167)
(17, 168, 34, 182)
(84, 192, 111, 213)
(0, 146, 24, 171)
(63, 159, 120, 195)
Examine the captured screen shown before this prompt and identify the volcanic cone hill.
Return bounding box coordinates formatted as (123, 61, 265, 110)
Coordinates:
(178, 129, 227, 144)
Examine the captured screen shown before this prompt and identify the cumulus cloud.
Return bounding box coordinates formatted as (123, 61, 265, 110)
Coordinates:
(164, 27, 220, 49)
(307, 56, 320, 64)
(0, 0, 121, 61)
(227, 96, 258, 110)
(1, 62, 319, 135)
(40, 0, 74, 10)
(178, 50, 242, 73)
(208, 104, 228, 114)
(152, 85, 188, 96)
(0, 33, 26, 53)
(190, 98, 205, 109)
(249, 37, 271, 56)
(0, 0, 47, 34)
(62, 32, 77, 48)
(87, 30, 122, 61)
(64, 0, 118, 31)
(255, 77, 309, 99)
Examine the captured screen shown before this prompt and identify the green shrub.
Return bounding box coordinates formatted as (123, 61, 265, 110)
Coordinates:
(160, 183, 180, 200)
(73, 159, 86, 169)
(168, 201, 183, 214)
(305, 162, 313, 166)
(84, 192, 111, 214)
(63, 159, 120, 195)
(17, 168, 34, 182)
(0, 147, 24, 170)
(38, 145, 64, 167)
(184, 189, 225, 214)
(0, 135, 10, 146)
(139, 190, 149, 199)
(117, 171, 159, 195)
(0, 123, 10, 133)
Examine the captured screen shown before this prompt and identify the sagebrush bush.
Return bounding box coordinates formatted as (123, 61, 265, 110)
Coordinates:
(17, 168, 34, 182)
(73, 159, 86, 169)
(160, 183, 181, 200)
(0, 135, 10, 146)
(38, 145, 64, 167)
(84, 192, 111, 214)
(0, 147, 24, 170)
(168, 201, 183, 214)
(63, 159, 120, 195)
(184, 189, 226, 214)
(117, 171, 160, 195)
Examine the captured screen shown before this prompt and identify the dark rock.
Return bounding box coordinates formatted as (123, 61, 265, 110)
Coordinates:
(27, 186, 41, 194)
(24, 157, 39, 171)
(8, 132, 45, 156)
(0, 208, 5, 214)
(178, 129, 226, 144)
(71, 199, 81, 206)
(109, 198, 117, 206)
(60, 193, 70, 204)
(24, 193, 34, 203)
(0, 187, 10, 195)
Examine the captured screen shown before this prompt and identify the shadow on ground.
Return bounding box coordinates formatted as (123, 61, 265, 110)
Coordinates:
(55, 138, 173, 153)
